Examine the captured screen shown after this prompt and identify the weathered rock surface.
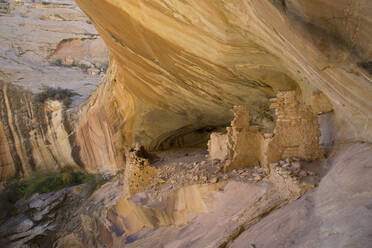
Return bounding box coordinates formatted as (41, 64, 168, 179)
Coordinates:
(53, 143, 367, 248)
(0, 185, 86, 248)
(230, 143, 372, 248)
(0, 0, 109, 182)
(2, 0, 372, 182)
(61, 144, 372, 248)
(0, 142, 370, 248)
(0, 82, 82, 181)
(73, 0, 372, 174)
(0, 1, 371, 247)
(0, 0, 108, 102)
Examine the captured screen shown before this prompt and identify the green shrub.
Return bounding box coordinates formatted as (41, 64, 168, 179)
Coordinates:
(0, 170, 105, 221)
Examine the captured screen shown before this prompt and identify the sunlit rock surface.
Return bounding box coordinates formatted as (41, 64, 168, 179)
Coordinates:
(0, 0, 108, 103)
(0, 82, 81, 181)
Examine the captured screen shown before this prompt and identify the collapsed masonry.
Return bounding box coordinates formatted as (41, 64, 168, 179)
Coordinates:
(122, 144, 158, 196)
(208, 91, 323, 171)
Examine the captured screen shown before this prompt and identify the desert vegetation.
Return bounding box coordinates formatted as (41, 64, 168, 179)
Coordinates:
(33, 86, 80, 106)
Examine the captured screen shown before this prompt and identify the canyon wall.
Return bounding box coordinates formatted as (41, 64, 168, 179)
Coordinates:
(0, 0, 109, 182)
(1, 0, 372, 182)
(0, 81, 81, 181)
(1, 1, 371, 247)
(74, 0, 372, 171)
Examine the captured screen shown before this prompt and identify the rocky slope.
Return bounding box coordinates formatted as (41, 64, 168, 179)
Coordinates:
(1, 143, 370, 248)
(0, 0, 108, 102)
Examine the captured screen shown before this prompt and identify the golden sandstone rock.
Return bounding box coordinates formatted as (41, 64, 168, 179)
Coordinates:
(2, 0, 372, 182)
(70, 0, 372, 176)
(1, 1, 372, 247)
(311, 91, 334, 115)
(75, 0, 372, 153)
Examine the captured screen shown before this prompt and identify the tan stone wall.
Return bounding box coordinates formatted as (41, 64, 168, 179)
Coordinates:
(208, 106, 265, 171)
(207, 132, 228, 161)
(123, 146, 158, 196)
(208, 92, 323, 171)
(225, 126, 264, 171)
(265, 91, 323, 165)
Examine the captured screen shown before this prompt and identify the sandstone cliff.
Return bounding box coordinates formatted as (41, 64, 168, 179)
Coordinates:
(1, 0, 371, 180)
(0, 1, 372, 247)
(72, 0, 372, 172)
(0, 0, 109, 182)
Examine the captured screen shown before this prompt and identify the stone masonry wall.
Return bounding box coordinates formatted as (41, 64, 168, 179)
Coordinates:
(208, 91, 323, 172)
(122, 145, 158, 196)
(264, 91, 323, 167)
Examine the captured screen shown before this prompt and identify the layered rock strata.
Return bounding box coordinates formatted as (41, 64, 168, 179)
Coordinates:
(74, 0, 372, 161)
(1, 0, 372, 182)
(0, 0, 370, 246)
(0, 0, 109, 182)
(0, 82, 82, 182)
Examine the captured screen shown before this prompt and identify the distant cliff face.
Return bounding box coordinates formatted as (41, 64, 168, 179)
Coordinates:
(0, 0, 109, 183)
(0, 81, 82, 181)
(74, 0, 372, 170)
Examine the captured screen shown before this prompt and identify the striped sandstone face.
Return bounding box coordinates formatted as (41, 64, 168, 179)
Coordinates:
(74, 0, 372, 170)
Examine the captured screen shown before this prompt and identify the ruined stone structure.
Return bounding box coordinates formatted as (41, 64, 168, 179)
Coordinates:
(264, 91, 324, 166)
(0, 0, 372, 246)
(207, 132, 228, 162)
(209, 91, 323, 171)
(208, 106, 265, 171)
(225, 106, 265, 171)
(1, 0, 372, 184)
(122, 144, 158, 196)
